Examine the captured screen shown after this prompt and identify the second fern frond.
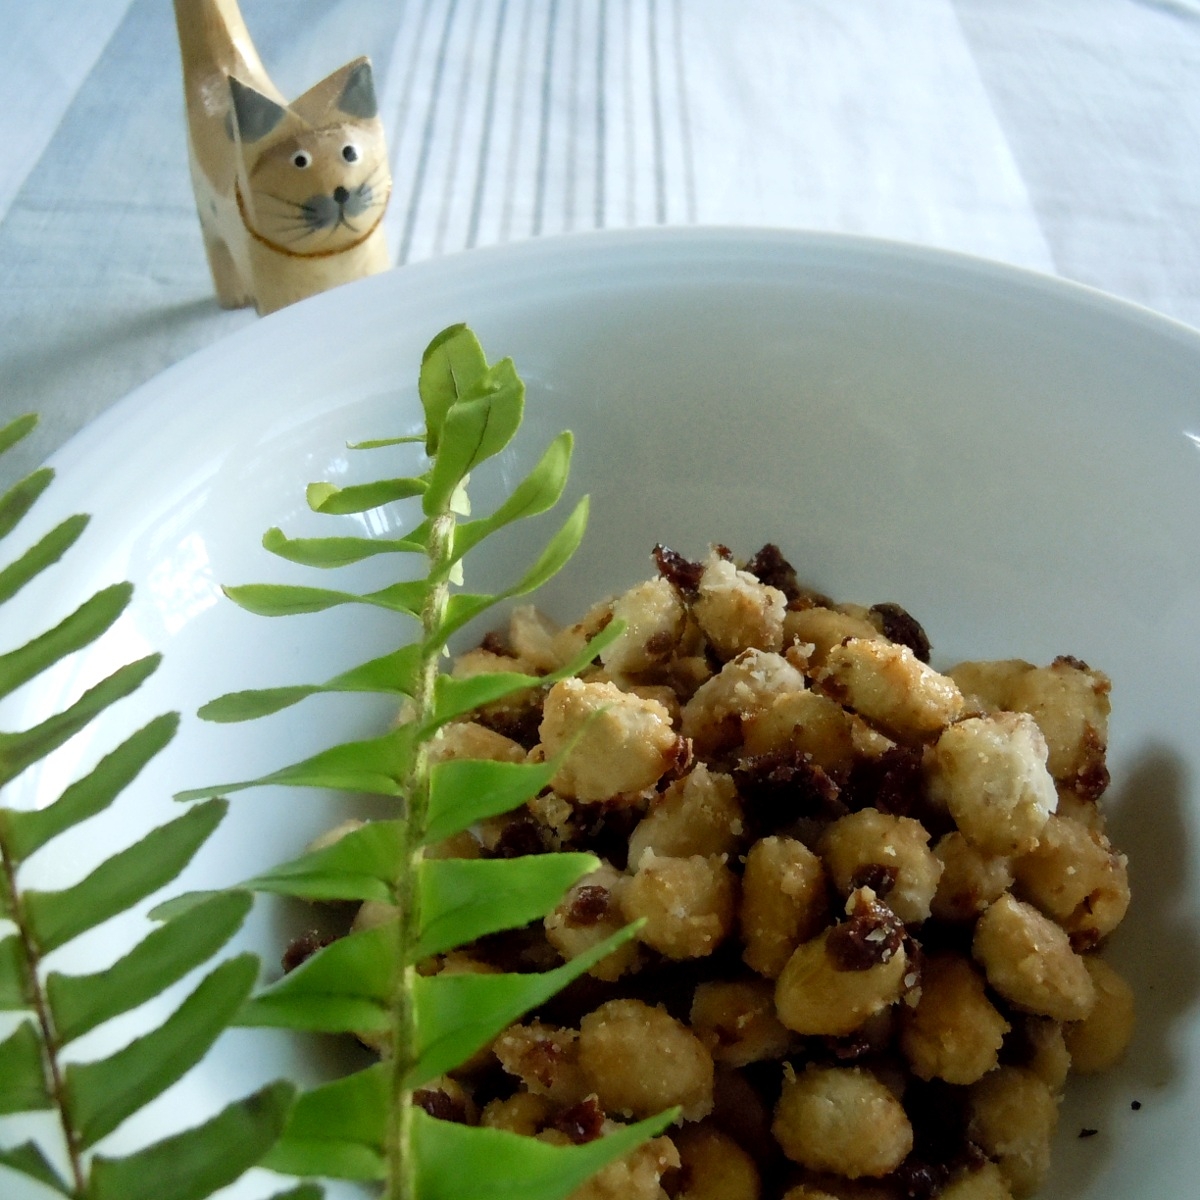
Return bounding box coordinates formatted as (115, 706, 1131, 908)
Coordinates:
(184, 326, 672, 1200)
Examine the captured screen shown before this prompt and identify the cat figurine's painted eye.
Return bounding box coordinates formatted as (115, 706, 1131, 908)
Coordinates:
(342, 144, 360, 163)
(291, 150, 312, 169)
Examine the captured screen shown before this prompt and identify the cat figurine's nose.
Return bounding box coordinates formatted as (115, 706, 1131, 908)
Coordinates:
(333, 186, 350, 205)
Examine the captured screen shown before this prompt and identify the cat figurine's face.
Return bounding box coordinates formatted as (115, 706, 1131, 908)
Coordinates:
(229, 59, 390, 258)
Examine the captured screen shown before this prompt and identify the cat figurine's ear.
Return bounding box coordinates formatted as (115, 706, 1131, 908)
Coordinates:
(227, 74, 289, 141)
(291, 57, 378, 125)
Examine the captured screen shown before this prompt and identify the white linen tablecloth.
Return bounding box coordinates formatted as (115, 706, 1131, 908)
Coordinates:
(2, 0, 1199, 490)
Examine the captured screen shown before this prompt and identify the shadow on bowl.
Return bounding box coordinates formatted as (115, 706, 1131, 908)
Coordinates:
(1048, 744, 1199, 1196)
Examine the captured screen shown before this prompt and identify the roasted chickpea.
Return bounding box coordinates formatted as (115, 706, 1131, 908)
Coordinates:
(693, 550, 788, 659)
(600, 577, 686, 678)
(1063, 956, 1135, 1072)
(972, 894, 1096, 1022)
(783, 605, 883, 668)
(627, 764, 745, 863)
(740, 835, 828, 978)
(968, 1067, 1058, 1197)
(1007, 657, 1111, 798)
(1013, 814, 1130, 947)
(566, 1133, 681, 1200)
(775, 894, 910, 1037)
(545, 863, 641, 982)
(540, 677, 680, 802)
(931, 831, 1014, 923)
(480, 1090, 553, 1135)
(926, 713, 1058, 856)
(690, 978, 793, 1066)
(622, 852, 738, 960)
(940, 1160, 1014, 1200)
(742, 688, 861, 772)
(773, 1064, 913, 1178)
(673, 1123, 761, 1200)
(819, 808, 943, 924)
(816, 637, 964, 740)
(681, 649, 808, 759)
(900, 954, 1009, 1084)
(578, 999, 715, 1121)
(493, 1021, 589, 1106)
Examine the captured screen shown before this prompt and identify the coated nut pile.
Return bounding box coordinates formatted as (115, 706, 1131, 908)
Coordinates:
(347, 544, 1135, 1200)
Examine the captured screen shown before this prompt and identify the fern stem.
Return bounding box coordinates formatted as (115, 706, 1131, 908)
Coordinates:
(388, 508, 456, 1200)
(0, 837, 88, 1196)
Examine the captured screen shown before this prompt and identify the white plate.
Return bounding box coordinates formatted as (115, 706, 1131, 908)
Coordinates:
(3, 228, 1198, 1199)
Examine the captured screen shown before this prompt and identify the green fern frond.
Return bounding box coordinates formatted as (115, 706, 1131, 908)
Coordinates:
(0, 414, 288, 1199)
(189, 327, 671, 1200)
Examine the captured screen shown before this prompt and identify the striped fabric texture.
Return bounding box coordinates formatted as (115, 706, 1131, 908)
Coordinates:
(2, 0, 1200, 484)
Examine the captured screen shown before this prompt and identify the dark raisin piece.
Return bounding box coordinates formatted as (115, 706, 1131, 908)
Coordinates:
(744, 543, 802, 601)
(895, 1078, 981, 1196)
(653, 543, 704, 599)
(666, 735, 694, 780)
(1054, 654, 1091, 672)
(849, 862, 899, 898)
(644, 629, 676, 660)
(733, 749, 846, 831)
(814, 1029, 876, 1063)
(413, 1088, 468, 1123)
(480, 629, 509, 655)
(842, 745, 926, 818)
(565, 885, 611, 926)
(1069, 927, 1104, 954)
(576, 803, 643, 871)
(891, 1157, 947, 1200)
(475, 700, 545, 749)
(1071, 728, 1110, 800)
(281, 929, 333, 974)
(492, 815, 554, 858)
(870, 602, 932, 663)
(520, 1035, 566, 1089)
(825, 892, 905, 971)
(553, 1096, 606, 1144)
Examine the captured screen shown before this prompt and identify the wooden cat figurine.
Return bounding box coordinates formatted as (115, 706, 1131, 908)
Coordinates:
(173, 0, 392, 315)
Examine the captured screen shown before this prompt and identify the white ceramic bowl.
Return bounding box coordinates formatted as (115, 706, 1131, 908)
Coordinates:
(3, 228, 1198, 1198)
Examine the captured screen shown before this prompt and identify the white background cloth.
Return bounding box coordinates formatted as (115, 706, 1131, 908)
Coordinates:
(2, 0, 1200, 488)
